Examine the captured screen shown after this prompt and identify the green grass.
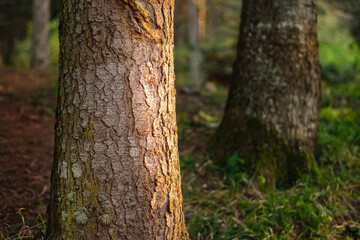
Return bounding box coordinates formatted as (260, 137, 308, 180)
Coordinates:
(181, 101, 360, 239)
(179, 2, 360, 239)
(2, 1, 360, 239)
(0, 207, 47, 240)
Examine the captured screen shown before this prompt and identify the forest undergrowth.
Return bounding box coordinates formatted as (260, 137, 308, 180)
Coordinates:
(177, 79, 360, 239)
(0, 68, 359, 240)
(1, 1, 360, 238)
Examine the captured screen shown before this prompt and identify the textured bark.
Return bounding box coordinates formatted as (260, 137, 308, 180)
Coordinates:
(31, 0, 50, 72)
(209, 0, 321, 187)
(47, 0, 189, 239)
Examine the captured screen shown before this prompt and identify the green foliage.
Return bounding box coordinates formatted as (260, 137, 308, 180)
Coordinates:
(48, 19, 60, 72)
(174, 45, 191, 86)
(318, 1, 360, 85)
(0, 207, 47, 240)
(183, 151, 360, 239)
(184, 104, 359, 238)
(224, 154, 245, 177)
(180, 154, 197, 172)
(181, 97, 360, 238)
(179, 4, 360, 236)
(13, 19, 59, 72)
(208, 153, 248, 189)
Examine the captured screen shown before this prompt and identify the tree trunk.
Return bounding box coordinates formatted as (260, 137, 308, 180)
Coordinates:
(188, 0, 205, 87)
(47, 1, 189, 239)
(1, 33, 15, 66)
(209, 0, 321, 188)
(31, 0, 50, 72)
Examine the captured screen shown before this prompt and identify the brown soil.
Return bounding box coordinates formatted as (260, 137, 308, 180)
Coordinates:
(0, 68, 223, 236)
(0, 68, 57, 232)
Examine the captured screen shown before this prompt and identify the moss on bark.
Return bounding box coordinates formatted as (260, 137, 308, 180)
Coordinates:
(208, 0, 320, 189)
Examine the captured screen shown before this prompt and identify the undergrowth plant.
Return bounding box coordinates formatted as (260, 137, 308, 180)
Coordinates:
(180, 6, 360, 237)
(0, 208, 47, 240)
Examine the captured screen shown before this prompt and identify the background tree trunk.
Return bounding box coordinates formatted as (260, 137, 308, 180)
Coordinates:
(0, 0, 33, 66)
(31, 0, 50, 72)
(47, 0, 189, 239)
(1, 36, 15, 66)
(209, 0, 321, 188)
(188, 0, 205, 87)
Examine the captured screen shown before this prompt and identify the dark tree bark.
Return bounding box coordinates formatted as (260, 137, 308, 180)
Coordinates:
(209, 0, 321, 188)
(47, 0, 189, 239)
(31, 0, 50, 71)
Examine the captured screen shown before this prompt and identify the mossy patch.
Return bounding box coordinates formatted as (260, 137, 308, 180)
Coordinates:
(209, 117, 316, 189)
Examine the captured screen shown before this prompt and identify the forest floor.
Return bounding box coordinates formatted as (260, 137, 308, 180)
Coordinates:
(0, 68, 225, 238)
(0, 68, 359, 239)
(0, 69, 56, 236)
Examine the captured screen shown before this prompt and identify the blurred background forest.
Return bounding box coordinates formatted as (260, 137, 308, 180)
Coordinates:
(0, 0, 360, 239)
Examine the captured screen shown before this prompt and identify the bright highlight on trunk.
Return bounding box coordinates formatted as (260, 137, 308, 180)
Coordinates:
(47, 1, 189, 239)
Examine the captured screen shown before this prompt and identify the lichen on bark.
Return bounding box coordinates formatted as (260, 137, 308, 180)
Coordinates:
(47, 0, 189, 239)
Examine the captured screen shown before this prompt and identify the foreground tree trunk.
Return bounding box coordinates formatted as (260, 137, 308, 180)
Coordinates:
(209, 0, 321, 188)
(31, 0, 50, 72)
(47, 1, 189, 239)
